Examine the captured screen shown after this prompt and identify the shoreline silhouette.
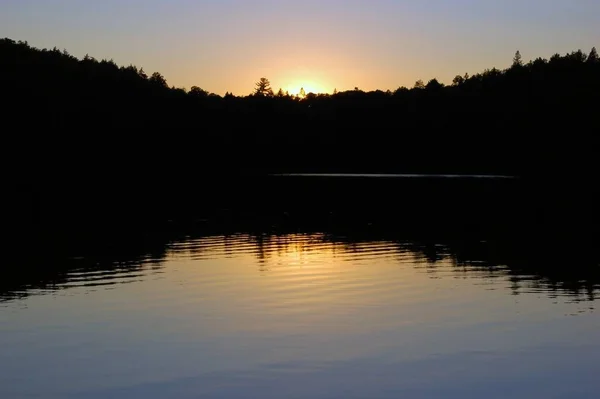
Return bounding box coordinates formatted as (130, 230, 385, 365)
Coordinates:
(2, 37, 597, 250)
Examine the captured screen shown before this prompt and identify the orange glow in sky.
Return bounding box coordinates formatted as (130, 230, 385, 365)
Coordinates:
(1, 1, 598, 95)
(285, 81, 328, 96)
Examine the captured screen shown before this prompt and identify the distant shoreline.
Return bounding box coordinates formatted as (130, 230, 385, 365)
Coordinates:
(270, 173, 518, 179)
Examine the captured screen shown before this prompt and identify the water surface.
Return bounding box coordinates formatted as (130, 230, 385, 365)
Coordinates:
(2, 175, 599, 398)
(2, 228, 598, 399)
(271, 173, 516, 179)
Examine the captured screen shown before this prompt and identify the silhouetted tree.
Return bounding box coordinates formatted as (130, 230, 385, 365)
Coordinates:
(512, 50, 523, 67)
(571, 49, 587, 63)
(452, 75, 465, 86)
(149, 72, 167, 87)
(254, 77, 274, 97)
(189, 86, 209, 98)
(426, 78, 444, 90)
(394, 86, 409, 95)
(587, 47, 598, 63)
(413, 79, 425, 89)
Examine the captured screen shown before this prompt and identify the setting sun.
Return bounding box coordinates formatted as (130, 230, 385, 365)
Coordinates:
(285, 81, 329, 96)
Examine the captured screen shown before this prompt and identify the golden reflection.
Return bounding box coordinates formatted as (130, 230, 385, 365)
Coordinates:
(160, 233, 483, 331)
(169, 233, 411, 266)
(162, 232, 599, 312)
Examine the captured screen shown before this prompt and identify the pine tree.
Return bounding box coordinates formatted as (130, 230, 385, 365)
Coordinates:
(587, 47, 599, 63)
(512, 50, 523, 67)
(254, 77, 274, 97)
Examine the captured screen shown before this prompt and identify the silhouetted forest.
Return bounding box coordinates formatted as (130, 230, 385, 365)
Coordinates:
(2, 38, 598, 235)
(4, 38, 599, 175)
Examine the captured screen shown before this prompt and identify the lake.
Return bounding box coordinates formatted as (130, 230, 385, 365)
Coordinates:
(1, 175, 598, 398)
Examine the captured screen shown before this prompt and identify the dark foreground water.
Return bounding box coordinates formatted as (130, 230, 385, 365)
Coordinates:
(2, 176, 599, 398)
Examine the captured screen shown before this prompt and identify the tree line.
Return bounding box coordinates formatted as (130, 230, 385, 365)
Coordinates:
(2, 38, 598, 176)
(2, 38, 599, 230)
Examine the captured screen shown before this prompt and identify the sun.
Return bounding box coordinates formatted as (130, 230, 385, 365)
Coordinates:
(285, 81, 328, 96)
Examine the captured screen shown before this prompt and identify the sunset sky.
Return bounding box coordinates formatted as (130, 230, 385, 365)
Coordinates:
(2, 0, 598, 95)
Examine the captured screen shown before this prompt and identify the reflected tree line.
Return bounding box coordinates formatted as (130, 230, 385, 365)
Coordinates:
(3, 208, 598, 304)
(3, 175, 599, 303)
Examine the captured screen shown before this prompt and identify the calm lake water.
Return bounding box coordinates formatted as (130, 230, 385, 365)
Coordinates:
(2, 176, 599, 398)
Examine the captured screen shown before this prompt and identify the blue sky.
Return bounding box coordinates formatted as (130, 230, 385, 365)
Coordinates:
(1, 0, 598, 94)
